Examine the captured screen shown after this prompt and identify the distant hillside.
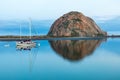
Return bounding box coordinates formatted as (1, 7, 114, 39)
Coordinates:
(94, 16, 120, 32)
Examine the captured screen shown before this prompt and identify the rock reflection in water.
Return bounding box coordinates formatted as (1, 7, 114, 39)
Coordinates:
(49, 40, 103, 61)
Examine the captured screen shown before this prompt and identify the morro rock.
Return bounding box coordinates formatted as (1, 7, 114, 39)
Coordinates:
(48, 11, 107, 37)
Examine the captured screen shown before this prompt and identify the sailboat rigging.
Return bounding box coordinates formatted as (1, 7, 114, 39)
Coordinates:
(16, 18, 36, 50)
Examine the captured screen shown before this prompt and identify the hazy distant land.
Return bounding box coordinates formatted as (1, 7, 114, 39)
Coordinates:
(0, 35, 120, 41)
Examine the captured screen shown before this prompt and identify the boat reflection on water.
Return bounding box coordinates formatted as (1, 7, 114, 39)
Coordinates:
(16, 44, 40, 72)
(49, 39, 105, 61)
(16, 42, 39, 72)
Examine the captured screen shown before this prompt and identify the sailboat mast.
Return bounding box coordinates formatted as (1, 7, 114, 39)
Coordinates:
(29, 18, 32, 40)
(20, 24, 21, 40)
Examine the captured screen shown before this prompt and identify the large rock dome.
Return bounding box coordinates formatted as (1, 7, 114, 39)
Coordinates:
(48, 11, 107, 37)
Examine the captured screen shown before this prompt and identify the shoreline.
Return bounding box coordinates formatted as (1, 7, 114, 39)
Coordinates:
(0, 35, 120, 41)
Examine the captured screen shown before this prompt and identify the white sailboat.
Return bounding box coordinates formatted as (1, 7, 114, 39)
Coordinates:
(16, 18, 36, 48)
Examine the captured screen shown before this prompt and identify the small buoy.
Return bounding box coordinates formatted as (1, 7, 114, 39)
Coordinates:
(4, 44, 10, 47)
(38, 43, 40, 46)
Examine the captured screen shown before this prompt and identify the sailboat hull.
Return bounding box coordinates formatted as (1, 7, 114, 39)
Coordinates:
(16, 41, 36, 47)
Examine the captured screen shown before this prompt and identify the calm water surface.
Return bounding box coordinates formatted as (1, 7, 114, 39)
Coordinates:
(0, 38, 120, 80)
(0, 19, 120, 80)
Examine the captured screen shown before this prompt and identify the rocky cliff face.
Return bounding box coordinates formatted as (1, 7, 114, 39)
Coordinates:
(48, 11, 107, 37)
(49, 40, 103, 61)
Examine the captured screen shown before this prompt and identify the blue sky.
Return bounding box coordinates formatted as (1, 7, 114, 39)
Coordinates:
(0, 0, 120, 20)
